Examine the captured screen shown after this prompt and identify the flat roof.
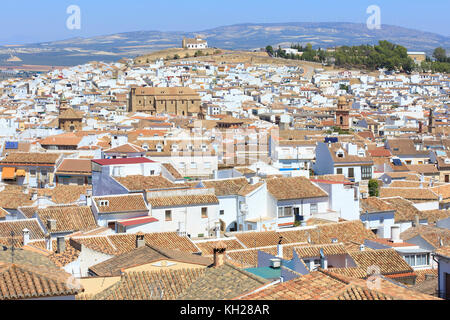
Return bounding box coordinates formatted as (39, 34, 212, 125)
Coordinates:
(92, 157, 155, 166)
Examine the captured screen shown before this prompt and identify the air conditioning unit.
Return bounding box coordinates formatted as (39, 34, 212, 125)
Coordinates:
(270, 258, 281, 269)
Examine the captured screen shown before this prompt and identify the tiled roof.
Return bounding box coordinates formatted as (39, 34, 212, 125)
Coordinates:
(294, 243, 347, 258)
(431, 183, 450, 200)
(0, 219, 45, 241)
(406, 164, 439, 174)
(202, 178, 249, 196)
(360, 197, 395, 213)
(381, 197, 422, 223)
(327, 267, 369, 279)
(0, 189, 34, 209)
(26, 239, 80, 268)
(70, 232, 200, 256)
(266, 176, 328, 200)
(56, 159, 92, 174)
(0, 152, 61, 165)
(420, 209, 450, 224)
(36, 206, 97, 233)
(89, 245, 212, 276)
(162, 163, 183, 179)
(0, 247, 56, 268)
(104, 143, 146, 154)
(0, 262, 83, 300)
(93, 194, 148, 214)
(147, 194, 219, 208)
(194, 239, 245, 256)
(380, 188, 438, 201)
(401, 225, 450, 249)
(348, 249, 414, 276)
(435, 245, 450, 258)
(58, 107, 82, 120)
(177, 262, 268, 300)
(86, 268, 206, 300)
(233, 221, 376, 248)
(36, 185, 91, 204)
(114, 175, 178, 191)
(240, 269, 439, 300)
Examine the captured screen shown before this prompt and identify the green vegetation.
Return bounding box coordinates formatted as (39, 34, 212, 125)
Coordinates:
(368, 179, 380, 197)
(420, 47, 450, 73)
(339, 84, 349, 92)
(266, 40, 417, 72)
(325, 126, 351, 135)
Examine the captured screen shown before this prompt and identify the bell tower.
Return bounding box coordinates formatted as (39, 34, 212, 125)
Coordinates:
(335, 96, 350, 130)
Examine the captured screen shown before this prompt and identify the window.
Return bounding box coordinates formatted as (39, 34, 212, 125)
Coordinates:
(201, 207, 208, 219)
(310, 203, 318, 214)
(41, 170, 47, 176)
(150, 170, 155, 175)
(165, 210, 172, 221)
(416, 254, 429, 266)
(179, 162, 186, 168)
(336, 168, 343, 174)
(204, 162, 211, 169)
(278, 206, 293, 218)
(361, 166, 372, 180)
(190, 162, 197, 169)
(348, 168, 355, 178)
(30, 170, 36, 176)
(220, 210, 224, 215)
(404, 255, 414, 266)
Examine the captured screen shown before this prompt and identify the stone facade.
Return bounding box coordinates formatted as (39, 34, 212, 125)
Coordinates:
(128, 87, 201, 116)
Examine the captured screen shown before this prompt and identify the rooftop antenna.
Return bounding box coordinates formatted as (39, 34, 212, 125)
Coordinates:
(9, 231, 15, 264)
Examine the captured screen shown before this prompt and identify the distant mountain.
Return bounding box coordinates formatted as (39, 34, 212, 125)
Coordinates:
(0, 22, 449, 66)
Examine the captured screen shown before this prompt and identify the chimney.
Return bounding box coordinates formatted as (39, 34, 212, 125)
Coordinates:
(390, 225, 401, 243)
(47, 219, 56, 232)
(277, 244, 283, 259)
(319, 248, 327, 269)
(56, 236, 65, 253)
(22, 228, 30, 246)
(413, 215, 420, 227)
(45, 233, 52, 251)
(136, 233, 145, 248)
(212, 241, 227, 268)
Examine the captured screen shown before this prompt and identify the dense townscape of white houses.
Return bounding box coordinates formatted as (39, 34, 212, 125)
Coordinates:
(0, 53, 449, 300)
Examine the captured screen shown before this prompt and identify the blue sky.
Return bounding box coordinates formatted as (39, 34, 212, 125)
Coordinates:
(0, 0, 448, 45)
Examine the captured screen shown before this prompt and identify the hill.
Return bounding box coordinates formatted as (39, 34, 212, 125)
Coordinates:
(0, 22, 448, 66)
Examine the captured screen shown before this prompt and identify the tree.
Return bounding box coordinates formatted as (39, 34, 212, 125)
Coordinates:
(368, 179, 379, 197)
(265, 45, 274, 56)
(173, 54, 180, 60)
(433, 47, 447, 62)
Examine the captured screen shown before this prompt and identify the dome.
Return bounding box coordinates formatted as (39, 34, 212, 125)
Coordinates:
(338, 96, 347, 104)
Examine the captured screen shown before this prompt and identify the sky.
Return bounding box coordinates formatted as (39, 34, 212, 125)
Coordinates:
(0, 0, 448, 45)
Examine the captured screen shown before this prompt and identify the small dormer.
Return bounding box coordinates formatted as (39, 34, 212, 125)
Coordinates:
(187, 144, 193, 151)
(99, 200, 109, 207)
(171, 144, 178, 152)
(357, 149, 366, 157)
(336, 149, 345, 158)
(156, 144, 163, 152)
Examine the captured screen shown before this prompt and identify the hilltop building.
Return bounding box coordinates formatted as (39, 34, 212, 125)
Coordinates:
(182, 37, 208, 49)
